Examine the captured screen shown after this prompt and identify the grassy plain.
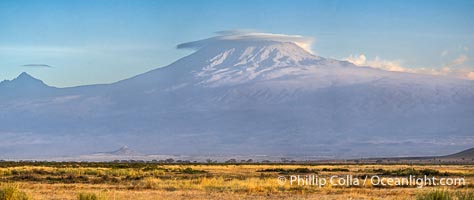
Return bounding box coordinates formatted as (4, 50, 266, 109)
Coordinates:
(0, 162, 473, 199)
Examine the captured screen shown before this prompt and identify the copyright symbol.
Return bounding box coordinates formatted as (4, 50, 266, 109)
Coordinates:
(277, 176, 286, 185)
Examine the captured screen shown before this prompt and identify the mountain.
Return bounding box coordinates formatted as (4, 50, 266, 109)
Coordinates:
(1, 32, 473, 159)
(92, 146, 141, 156)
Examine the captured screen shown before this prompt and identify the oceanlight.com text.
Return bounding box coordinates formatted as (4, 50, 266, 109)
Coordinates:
(277, 175, 466, 188)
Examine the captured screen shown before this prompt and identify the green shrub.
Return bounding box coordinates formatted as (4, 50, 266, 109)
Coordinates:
(321, 168, 350, 172)
(455, 191, 474, 200)
(378, 168, 447, 176)
(417, 190, 451, 200)
(0, 185, 29, 200)
(256, 168, 318, 174)
(77, 192, 107, 200)
(417, 190, 474, 200)
(180, 167, 207, 174)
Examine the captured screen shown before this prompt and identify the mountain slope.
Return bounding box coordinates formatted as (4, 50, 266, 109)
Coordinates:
(0, 32, 473, 159)
(441, 148, 474, 159)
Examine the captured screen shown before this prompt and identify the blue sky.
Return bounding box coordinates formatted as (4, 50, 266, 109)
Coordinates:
(1, 0, 473, 87)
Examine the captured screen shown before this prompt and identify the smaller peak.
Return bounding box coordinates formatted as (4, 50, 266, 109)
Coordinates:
(13, 72, 45, 85)
(0, 72, 47, 88)
(118, 145, 130, 150)
(110, 145, 140, 156)
(0, 72, 52, 93)
(17, 72, 35, 79)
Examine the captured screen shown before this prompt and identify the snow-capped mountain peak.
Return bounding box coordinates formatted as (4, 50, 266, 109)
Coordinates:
(161, 36, 338, 88)
(191, 40, 324, 86)
(125, 33, 329, 88)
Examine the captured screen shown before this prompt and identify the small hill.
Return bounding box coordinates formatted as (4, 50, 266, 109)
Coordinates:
(352, 147, 474, 164)
(92, 146, 141, 156)
(440, 148, 474, 160)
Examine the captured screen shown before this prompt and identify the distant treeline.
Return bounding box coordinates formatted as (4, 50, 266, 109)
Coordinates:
(0, 160, 473, 168)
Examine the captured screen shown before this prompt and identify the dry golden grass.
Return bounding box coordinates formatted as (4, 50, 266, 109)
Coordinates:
(0, 163, 472, 199)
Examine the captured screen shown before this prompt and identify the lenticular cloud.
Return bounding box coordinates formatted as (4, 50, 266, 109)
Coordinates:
(177, 30, 314, 52)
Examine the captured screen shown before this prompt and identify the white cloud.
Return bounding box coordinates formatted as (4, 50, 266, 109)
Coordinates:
(345, 54, 474, 80)
(21, 64, 52, 68)
(345, 54, 366, 66)
(345, 54, 405, 72)
(468, 72, 474, 79)
(177, 30, 314, 52)
(445, 54, 468, 68)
